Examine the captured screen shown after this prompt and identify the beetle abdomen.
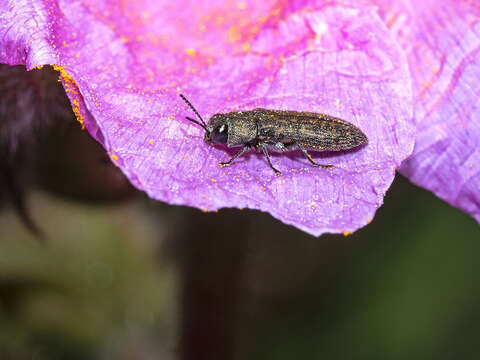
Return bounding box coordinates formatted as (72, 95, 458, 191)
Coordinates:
(255, 109, 367, 151)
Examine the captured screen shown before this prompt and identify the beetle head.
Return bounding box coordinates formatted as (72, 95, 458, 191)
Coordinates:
(180, 94, 228, 145)
(205, 114, 228, 145)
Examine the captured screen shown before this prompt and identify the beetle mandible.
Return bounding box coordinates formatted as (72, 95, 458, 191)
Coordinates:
(179, 94, 368, 174)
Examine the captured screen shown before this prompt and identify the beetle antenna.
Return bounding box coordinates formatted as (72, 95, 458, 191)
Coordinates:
(186, 116, 207, 130)
(179, 94, 208, 131)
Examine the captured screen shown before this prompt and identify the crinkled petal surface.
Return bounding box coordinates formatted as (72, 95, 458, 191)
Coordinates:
(375, 0, 480, 223)
(0, 0, 415, 236)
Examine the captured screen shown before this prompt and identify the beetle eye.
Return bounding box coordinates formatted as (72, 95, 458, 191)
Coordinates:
(210, 124, 228, 144)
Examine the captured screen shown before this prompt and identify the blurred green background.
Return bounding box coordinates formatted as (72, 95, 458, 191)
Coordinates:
(0, 174, 478, 360)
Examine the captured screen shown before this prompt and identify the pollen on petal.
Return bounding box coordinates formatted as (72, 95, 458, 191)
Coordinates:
(0, 0, 415, 236)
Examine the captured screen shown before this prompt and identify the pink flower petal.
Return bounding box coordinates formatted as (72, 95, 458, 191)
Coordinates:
(0, 1, 415, 235)
(375, 0, 480, 223)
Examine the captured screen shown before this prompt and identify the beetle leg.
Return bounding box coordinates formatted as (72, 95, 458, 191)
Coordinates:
(219, 144, 250, 167)
(260, 143, 281, 175)
(298, 144, 333, 169)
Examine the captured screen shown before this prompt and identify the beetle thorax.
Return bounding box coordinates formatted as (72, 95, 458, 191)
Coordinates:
(207, 113, 257, 147)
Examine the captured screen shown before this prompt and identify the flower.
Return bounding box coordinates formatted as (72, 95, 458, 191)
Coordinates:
(374, 0, 480, 223)
(2, 0, 426, 236)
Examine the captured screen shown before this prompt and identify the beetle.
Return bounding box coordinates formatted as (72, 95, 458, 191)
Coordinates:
(179, 94, 368, 174)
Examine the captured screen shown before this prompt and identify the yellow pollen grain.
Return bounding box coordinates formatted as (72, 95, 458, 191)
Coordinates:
(148, 140, 153, 145)
(228, 26, 242, 42)
(242, 42, 251, 51)
(185, 48, 196, 57)
(211, 178, 217, 183)
(71, 100, 83, 127)
(53, 65, 85, 129)
(271, 7, 281, 16)
(343, 231, 352, 236)
(111, 154, 119, 161)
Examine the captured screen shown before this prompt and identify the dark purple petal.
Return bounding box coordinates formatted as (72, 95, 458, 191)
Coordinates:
(375, 0, 480, 223)
(0, 1, 415, 235)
